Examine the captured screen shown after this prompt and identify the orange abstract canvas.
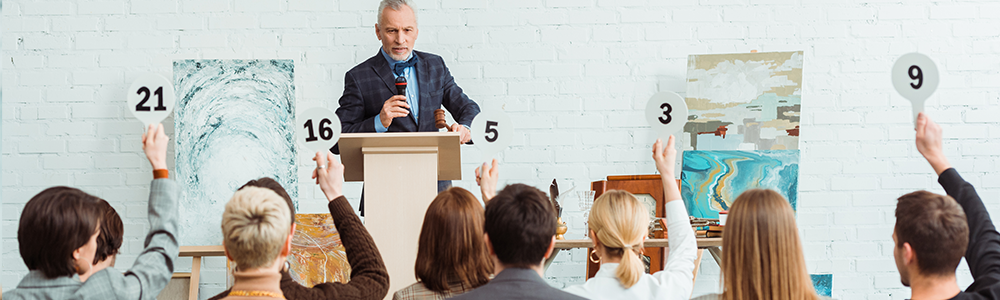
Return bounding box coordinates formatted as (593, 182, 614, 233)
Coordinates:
(288, 214, 351, 287)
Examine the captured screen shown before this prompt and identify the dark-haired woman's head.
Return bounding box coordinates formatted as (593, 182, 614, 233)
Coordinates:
(19, 187, 104, 278)
(415, 187, 493, 292)
(94, 200, 124, 266)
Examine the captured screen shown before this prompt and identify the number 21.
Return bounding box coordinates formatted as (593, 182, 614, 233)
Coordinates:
(135, 86, 167, 112)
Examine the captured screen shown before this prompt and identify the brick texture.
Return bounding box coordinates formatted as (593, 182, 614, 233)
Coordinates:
(5, 1, 1000, 299)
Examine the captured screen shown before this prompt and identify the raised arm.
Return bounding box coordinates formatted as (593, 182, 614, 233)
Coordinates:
(101, 123, 179, 300)
(651, 136, 697, 298)
(916, 113, 1000, 292)
(475, 159, 499, 203)
(303, 151, 389, 300)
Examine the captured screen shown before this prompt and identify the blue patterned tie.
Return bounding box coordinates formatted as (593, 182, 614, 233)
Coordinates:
(393, 55, 419, 76)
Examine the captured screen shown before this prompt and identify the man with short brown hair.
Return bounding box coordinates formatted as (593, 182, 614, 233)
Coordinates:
(894, 113, 1000, 299)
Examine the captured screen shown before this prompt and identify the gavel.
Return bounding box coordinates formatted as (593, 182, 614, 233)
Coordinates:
(434, 109, 453, 132)
(400, 76, 453, 132)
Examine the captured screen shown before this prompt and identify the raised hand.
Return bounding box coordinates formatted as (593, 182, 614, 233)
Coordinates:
(379, 95, 410, 128)
(652, 135, 678, 177)
(915, 113, 951, 175)
(653, 136, 682, 203)
(311, 151, 345, 201)
(142, 123, 168, 170)
(475, 159, 499, 202)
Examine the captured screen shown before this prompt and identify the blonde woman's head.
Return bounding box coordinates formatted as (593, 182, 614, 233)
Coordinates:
(721, 189, 819, 300)
(588, 190, 649, 289)
(222, 186, 292, 270)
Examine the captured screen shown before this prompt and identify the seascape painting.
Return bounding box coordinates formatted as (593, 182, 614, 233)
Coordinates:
(289, 214, 351, 287)
(683, 51, 803, 151)
(680, 150, 799, 219)
(174, 59, 298, 246)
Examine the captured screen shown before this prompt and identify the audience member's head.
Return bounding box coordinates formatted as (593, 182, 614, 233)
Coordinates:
(19, 187, 104, 278)
(239, 177, 295, 225)
(93, 200, 124, 266)
(79, 199, 125, 281)
(222, 186, 293, 270)
(721, 189, 819, 300)
(588, 190, 649, 289)
(415, 187, 493, 292)
(893, 190, 968, 286)
(484, 184, 557, 269)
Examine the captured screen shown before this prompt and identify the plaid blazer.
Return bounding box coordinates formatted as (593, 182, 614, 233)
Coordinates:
(3, 179, 180, 300)
(392, 281, 473, 300)
(335, 50, 481, 134)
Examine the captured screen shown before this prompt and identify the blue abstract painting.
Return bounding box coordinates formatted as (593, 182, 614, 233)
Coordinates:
(174, 59, 298, 246)
(811, 274, 833, 296)
(680, 150, 799, 219)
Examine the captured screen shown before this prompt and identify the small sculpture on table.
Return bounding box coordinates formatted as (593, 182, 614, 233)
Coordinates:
(550, 179, 567, 240)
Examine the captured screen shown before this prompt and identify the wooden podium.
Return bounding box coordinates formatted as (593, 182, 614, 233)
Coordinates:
(338, 132, 462, 299)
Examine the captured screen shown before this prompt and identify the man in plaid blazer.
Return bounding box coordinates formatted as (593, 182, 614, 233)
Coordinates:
(334, 0, 481, 214)
(335, 0, 480, 139)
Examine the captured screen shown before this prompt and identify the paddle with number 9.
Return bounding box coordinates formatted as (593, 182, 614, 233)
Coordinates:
(892, 53, 939, 124)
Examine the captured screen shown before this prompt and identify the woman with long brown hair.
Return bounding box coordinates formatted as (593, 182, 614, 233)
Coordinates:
(393, 187, 494, 300)
(692, 189, 831, 300)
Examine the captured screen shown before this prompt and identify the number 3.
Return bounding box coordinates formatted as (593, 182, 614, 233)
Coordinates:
(909, 65, 923, 89)
(485, 121, 499, 142)
(658, 103, 672, 124)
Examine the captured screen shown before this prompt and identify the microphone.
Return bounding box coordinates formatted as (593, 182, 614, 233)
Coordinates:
(395, 76, 407, 97)
(395, 76, 410, 113)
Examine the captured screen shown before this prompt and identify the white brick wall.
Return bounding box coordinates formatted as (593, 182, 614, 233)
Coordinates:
(4, 1, 1000, 299)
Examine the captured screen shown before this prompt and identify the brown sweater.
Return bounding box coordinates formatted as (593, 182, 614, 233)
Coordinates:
(210, 196, 389, 300)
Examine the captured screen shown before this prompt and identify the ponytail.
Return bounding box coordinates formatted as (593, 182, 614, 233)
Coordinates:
(614, 246, 644, 288)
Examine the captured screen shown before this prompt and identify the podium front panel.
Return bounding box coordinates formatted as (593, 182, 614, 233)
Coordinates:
(338, 132, 461, 182)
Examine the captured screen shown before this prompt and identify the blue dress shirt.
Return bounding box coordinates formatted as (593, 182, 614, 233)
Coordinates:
(375, 47, 420, 133)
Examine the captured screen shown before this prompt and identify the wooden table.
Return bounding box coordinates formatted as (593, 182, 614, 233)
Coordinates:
(554, 237, 722, 249)
(551, 238, 722, 283)
(178, 246, 226, 300)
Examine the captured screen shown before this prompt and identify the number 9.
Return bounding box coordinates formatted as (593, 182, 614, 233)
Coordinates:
(909, 65, 923, 89)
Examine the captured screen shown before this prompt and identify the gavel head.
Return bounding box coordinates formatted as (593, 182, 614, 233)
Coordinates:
(434, 109, 448, 129)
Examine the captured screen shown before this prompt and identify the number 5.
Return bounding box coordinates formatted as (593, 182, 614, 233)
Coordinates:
(485, 121, 498, 142)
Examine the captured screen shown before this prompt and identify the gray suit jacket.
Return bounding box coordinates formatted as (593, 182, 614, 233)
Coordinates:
(449, 268, 586, 300)
(4, 179, 180, 300)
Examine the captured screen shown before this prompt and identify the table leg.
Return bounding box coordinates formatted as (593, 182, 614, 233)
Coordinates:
(189, 256, 201, 300)
(692, 249, 704, 282)
(544, 248, 561, 271)
(707, 246, 722, 267)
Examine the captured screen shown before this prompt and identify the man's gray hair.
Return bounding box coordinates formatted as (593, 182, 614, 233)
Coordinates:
(377, 0, 417, 26)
